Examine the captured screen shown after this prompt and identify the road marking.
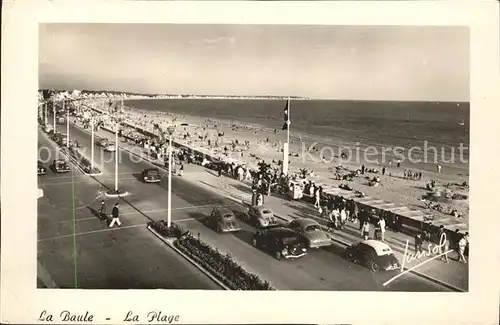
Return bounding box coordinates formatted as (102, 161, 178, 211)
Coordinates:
(38, 216, 204, 242)
(38, 223, 147, 242)
(39, 203, 239, 227)
(39, 176, 138, 187)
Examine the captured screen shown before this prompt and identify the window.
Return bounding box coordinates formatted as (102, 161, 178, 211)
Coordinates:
(305, 225, 321, 232)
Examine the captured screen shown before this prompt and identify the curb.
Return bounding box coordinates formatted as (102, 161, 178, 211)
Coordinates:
(404, 267, 465, 292)
(104, 191, 130, 198)
(147, 226, 230, 290)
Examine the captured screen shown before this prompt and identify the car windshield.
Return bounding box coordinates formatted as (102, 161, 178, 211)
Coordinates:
(377, 248, 393, 256)
(281, 236, 299, 244)
(223, 214, 234, 220)
(262, 209, 272, 215)
(305, 225, 321, 231)
(147, 170, 158, 175)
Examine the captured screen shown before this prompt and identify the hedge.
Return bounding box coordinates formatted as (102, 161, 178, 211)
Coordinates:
(148, 220, 274, 291)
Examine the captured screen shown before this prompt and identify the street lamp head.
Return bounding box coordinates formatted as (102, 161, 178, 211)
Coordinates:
(167, 125, 175, 135)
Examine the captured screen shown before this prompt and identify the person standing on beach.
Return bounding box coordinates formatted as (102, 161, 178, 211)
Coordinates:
(397, 159, 401, 168)
(361, 165, 365, 175)
(382, 167, 386, 176)
(109, 203, 122, 228)
(437, 164, 442, 173)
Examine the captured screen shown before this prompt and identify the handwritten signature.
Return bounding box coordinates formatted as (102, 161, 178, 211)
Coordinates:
(383, 232, 454, 287)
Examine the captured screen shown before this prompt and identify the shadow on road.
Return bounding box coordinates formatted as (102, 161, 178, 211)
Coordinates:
(87, 206, 109, 224)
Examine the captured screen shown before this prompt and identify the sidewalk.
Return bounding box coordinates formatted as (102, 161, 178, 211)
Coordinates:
(71, 118, 468, 291)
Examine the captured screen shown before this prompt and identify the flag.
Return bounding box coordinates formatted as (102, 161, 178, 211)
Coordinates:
(282, 99, 290, 130)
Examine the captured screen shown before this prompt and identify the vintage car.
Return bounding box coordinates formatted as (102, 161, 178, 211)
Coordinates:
(142, 168, 161, 183)
(287, 218, 332, 248)
(252, 227, 307, 260)
(43, 124, 53, 133)
(97, 138, 109, 147)
(245, 205, 279, 228)
(344, 239, 401, 272)
(50, 159, 70, 173)
(37, 160, 47, 175)
(52, 132, 62, 143)
(104, 142, 117, 152)
(205, 207, 241, 233)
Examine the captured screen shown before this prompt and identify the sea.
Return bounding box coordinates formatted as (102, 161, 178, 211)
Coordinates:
(124, 99, 470, 170)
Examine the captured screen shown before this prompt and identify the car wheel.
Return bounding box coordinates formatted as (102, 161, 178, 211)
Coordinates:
(275, 251, 282, 260)
(252, 238, 258, 247)
(370, 261, 380, 272)
(345, 251, 354, 262)
(216, 226, 222, 233)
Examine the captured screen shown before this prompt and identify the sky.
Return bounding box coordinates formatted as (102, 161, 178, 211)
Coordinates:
(39, 24, 469, 102)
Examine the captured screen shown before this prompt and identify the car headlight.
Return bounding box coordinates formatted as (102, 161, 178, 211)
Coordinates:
(302, 248, 307, 252)
(281, 248, 288, 255)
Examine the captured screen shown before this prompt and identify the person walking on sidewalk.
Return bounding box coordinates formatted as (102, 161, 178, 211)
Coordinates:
(98, 200, 107, 223)
(414, 233, 423, 254)
(339, 207, 347, 230)
(377, 217, 386, 242)
(440, 237, 450, 263)
(178, 163, 184, 177)
(314, 188, 321, 208)
(327, 208, 336, 232)
(109, 202, 122, 228)
(361, 221, 370, 240)
(457, 233, 468, 263)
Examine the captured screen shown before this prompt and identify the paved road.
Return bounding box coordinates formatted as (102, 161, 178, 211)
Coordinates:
(39, 121, 450, 291)
(37, 128, 221, 289)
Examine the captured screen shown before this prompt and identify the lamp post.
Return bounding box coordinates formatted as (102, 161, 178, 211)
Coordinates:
(166, 125, 175, 228)
(65, 100, 70, 147)
(44, 103, 48, 126)
(108, 99, 124, 194)
(88, 109, 95, 172)
(53, 100, 57, 133)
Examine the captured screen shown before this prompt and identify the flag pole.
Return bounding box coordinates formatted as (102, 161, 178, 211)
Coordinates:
(282, 97, 291, 175)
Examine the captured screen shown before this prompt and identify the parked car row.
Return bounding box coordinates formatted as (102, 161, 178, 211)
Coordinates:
(205, 204, 402, 270)
(37, 159, 71, 175)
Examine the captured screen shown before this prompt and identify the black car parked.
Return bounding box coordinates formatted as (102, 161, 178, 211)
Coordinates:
(252, 227, 307, 260)
(141, 168, 161, 183)
(344, 239, 401, 272)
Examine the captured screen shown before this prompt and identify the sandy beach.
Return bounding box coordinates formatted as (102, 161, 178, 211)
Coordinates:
(116, 101, 469, 228)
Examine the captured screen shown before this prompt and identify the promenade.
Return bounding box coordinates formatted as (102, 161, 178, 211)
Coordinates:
(71, 117, 468, 291)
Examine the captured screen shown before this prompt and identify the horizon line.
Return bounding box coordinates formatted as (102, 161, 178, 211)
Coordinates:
(38, 88, 469, 104)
